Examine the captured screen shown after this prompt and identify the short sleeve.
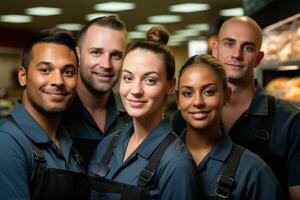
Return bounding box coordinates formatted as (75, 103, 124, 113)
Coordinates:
(0, 130, 32, 199)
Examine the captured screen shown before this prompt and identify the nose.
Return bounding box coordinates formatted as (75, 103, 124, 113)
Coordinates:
(231, 45, 243, 60)
(193, 93, 204, 107)
(100, 54, 111, 69)
(131, 81, 143, 96)
(51, 71, 64, 87)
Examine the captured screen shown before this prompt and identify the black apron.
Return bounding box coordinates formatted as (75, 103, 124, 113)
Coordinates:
(5, 115, 91, 199)
(29, 141, 90, 200)
(8, 116, 174, 200)
(89, 133, 177, 200)
(29, 139, 152, 200)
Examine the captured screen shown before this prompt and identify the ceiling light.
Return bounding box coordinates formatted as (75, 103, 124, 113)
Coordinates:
(94, 2, 136, 12)
(56, 23, 82, 31)
(169, 3, 210, 13)
(148, 15, 182, 23)
(187, 23, 209, 31)
(0, 15, 32, 23)
(128, 31, 146, 39)
(188, 40, 208, 57)
(135, 24, 164, 32)
(85, 13, 118, 21)
(169, 35, 188, 42)
(219, 7, 244, 16)
(168, 40, 183, 46)
(25, 7, 62, 16)
(175, 29, 200, 37)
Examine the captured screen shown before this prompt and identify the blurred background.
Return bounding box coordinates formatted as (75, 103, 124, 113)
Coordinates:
(1, 0, 300, 115)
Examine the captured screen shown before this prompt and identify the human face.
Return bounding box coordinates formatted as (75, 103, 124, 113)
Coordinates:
(213, 19, 264, 83)
(77, 25, 126, 94)
(178, 64, 227, 131)
(19, 43, 77, 115)
(120, 49, 174, 122)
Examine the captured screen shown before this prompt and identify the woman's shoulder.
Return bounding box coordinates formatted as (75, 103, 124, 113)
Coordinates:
(160, 135, 195, 166)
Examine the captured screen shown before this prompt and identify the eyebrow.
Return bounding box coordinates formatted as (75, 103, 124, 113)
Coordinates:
(179, 83, 217, 90)
(36, 61, 76, 68)
(36, 61, 52, 67)
(222, 37, 257, 48)
(122, 69, 160, 76)
(64, 64, 77, 69)
(89, 47, 124, 54)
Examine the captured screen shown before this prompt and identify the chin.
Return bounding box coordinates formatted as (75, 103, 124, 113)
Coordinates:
(126, 111, 145, 119)
(189, 121, 210, 130)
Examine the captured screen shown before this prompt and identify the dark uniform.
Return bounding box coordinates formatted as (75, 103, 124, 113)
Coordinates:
(173, 82, 300, 199)
(228, 83, 300, 199)
(89, 118, 199, 199)
(181, 131, 282, 199)
(0, 101, 85, 199)
(62, 90, 131, 165)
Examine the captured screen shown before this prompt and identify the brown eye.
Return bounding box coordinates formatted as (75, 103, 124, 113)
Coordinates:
(39, 68, 50, 75)
(181, 90, 193, 97)
(111, 52, 123, 60)
(244, 44, 255, 52)
(203, 89, 215, 96)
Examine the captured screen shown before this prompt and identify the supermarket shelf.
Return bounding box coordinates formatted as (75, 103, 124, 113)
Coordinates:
(259, 60, 300, 70)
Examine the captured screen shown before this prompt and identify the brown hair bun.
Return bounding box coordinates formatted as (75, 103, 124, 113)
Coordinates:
(146, 27, 169, 45)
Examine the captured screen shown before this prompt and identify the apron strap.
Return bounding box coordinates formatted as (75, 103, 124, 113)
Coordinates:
(215, 144, 245, 200)
(3, 115, 47, 180)
(137, 133, 176, 187)
(254, 95, 276, 141)
(71, 146, 86, 173)
(95, 133, 120, 177)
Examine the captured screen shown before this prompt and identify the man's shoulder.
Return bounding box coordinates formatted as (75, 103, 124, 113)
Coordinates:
(275, 97, 300, 114)
(0, 116, 23, 136)
(0, 117, 33, 162)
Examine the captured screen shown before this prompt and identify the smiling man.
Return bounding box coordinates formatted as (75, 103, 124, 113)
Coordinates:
(62, 16, 131, 166)
(0, 28, 86, 199)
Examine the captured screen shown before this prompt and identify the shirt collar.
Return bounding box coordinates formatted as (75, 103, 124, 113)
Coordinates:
(11, 101, 74, 163)
(117, 118, 173, 160)
(180, 130, 232, 162)
(11, 101, 73, 152)
(11, 101, 52, 143)
(247, 81, 270, 116)
(208, 134, 232, 162)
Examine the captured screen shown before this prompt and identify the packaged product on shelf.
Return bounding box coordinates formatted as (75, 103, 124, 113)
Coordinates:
(266, 77, 290, 98)
(291, 19, 300, 59)
(284, 76, 300, 100)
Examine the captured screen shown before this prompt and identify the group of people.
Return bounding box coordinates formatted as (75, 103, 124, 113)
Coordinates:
(0, 14, 299, 200)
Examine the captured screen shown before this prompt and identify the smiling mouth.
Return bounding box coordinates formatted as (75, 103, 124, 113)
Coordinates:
(93, 72, 114, 77)
(226, 63, 244, 68)
(188, 111, 209, 119)
(128, 99, 147, 107)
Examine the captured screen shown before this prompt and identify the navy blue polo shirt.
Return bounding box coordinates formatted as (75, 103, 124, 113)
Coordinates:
(89, 118, 200, 199)
(62, 90, 130, 141)
(0, 101, 81, 199)
(181, 132, 282, 199)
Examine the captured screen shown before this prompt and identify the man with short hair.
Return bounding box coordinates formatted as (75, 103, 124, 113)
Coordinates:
(212, 16, 300, 200)
(0, 28, 84, 199)
(62, 16, 131, 166)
